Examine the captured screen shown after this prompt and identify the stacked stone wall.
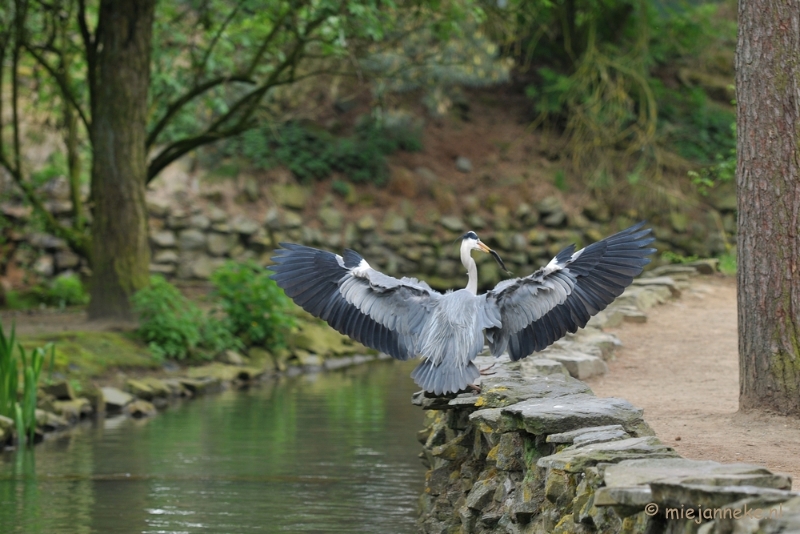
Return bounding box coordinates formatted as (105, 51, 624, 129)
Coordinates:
(415, 268, 798, 534)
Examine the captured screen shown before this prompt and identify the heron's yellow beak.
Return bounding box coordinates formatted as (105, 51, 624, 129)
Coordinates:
(477, 241, 492, 254)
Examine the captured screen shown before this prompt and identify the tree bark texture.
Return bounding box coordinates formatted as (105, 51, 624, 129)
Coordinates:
(87, 0, 155, 319)
(737, 0, 800, 414)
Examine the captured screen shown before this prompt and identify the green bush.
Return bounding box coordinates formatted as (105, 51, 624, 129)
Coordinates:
(35, 274, 90, 309)
(199, 312, 243, 355)
(132, 276, 205, 361)
(210, 261, 295, 349)
(235, 117, 421, 186)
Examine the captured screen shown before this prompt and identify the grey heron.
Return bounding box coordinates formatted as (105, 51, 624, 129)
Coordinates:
(269, 222, 654, 395)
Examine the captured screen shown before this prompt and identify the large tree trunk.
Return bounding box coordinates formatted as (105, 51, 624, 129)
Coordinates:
(87, 0, 155, 320)
(736, 0, 800, 414)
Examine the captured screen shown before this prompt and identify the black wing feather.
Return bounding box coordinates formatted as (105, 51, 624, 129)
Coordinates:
(269, 244, 416, 361)
(488, 222, 655, 361)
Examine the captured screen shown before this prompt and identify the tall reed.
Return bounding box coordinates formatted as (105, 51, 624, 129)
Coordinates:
(0, 322, 54, 446)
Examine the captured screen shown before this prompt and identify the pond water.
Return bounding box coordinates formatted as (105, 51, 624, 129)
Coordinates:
(0, 360, 426, 533)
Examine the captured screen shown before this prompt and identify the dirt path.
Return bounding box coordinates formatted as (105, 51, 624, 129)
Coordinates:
(586, 276, 800, 489)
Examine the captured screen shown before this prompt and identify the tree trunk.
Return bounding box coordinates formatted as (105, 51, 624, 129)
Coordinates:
(737, 0, 800, 414)
(87, 0, 155, 320)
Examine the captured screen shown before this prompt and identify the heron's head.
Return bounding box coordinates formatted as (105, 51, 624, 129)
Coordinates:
(460, 231, 511, 273)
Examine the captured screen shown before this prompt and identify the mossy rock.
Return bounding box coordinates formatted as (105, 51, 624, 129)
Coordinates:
(187, 363, 243, 382)
(19, 331, 158, 382)
(289, 321, 365, 357)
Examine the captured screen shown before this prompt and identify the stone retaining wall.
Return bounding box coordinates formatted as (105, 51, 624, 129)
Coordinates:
(1, 178, 734, 290)
(414, 268, 799, 534)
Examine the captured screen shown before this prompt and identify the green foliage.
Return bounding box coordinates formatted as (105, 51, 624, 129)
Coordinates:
(210, 261, 295, 349)
(332, 179, 354, 198)
(497, 0, 737, 190)
(661, 251, 699, 264)
(199, 312, 243, 356)
(133, 268, 294, 361)
(718, 251, 736, 275)
(32, 274, 90, 309)
(1, 290, 41, 311)
(132, 277, 204, 361)
(0, 322, 54, 446)
(235, 115, 421, 185)
(687, 123, 736, 195)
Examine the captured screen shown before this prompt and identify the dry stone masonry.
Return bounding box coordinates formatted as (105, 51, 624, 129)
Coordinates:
(1, 173, 734, 290)
(414, 267, 799, 534)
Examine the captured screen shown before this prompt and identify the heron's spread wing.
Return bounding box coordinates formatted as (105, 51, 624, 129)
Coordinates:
(485, 222, 655, 361)
(269, 243, 440, 360)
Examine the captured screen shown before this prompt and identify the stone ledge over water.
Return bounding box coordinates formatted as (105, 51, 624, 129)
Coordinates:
(414, 358, 798, 533)
(414, 272, 799, 534)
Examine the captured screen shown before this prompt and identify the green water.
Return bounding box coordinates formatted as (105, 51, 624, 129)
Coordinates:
(0, 360, 426, 533)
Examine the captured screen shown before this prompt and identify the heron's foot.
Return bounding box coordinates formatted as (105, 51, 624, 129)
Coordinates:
(479, 362, 497, 375)
(468, 384, 481, 394)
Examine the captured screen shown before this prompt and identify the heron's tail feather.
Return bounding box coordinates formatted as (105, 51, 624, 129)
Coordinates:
(410, 359, 479, 396)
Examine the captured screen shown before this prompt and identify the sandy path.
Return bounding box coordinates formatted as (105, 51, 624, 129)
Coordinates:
(586, 276, 800, 488)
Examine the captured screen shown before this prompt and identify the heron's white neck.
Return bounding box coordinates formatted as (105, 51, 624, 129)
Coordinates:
(461, 243, 478, 295)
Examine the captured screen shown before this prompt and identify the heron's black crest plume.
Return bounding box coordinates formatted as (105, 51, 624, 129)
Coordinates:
(462, 231, 479, 240)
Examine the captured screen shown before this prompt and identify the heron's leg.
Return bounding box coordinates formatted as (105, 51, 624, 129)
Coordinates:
(479, 362, 497, 375)
(468, 384, 481, 393)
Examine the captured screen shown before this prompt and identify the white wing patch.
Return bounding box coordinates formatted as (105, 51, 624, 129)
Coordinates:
(351, 258, 372, 277)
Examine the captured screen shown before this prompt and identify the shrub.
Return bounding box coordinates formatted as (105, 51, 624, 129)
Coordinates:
(199, 312, 243, 355)
(210, 261, 295, 349)
(34, 273, 90, 309)
(132, 276, 204, 361)
(235, 116, 422, 186)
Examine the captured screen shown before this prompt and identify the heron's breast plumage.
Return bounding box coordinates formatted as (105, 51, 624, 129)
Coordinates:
(417, 290, 484, 367)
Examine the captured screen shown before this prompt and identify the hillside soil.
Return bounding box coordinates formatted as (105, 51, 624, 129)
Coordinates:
(587, 276, 800, 489)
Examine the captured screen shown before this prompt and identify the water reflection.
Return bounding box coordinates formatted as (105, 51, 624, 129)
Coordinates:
(0, 360, 425, 533)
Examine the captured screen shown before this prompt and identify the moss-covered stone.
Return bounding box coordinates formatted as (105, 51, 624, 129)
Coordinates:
(125, 399, 157, 418)
(51, 398, 92, 422)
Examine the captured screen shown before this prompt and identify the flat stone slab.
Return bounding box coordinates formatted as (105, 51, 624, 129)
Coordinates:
(538, 436, 679, 472)
(547, 424, 626, 444)
(545, 351, 608, 380)
(650, 482, 797, 511)
(573, 427, 630, 447)
(632, 276, 682, 297)
(604, 458, 792, 490)
(412, 390, 461, 410)
(503, 394, 648, 436)
(595, 458, 793, 515)
(471, 374, 592, 409)
(469, 408, 518, 434)
(519, 357, 569, 377)
(594, 486, 653, 508)
(101, 387, 133, 411)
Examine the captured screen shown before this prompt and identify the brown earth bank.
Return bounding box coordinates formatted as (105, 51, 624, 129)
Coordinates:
(586, 275, 800, 489)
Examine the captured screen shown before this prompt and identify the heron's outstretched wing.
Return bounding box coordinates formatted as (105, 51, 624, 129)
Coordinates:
(485, 222, 655, 361)
(269, 243, 441, 361)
